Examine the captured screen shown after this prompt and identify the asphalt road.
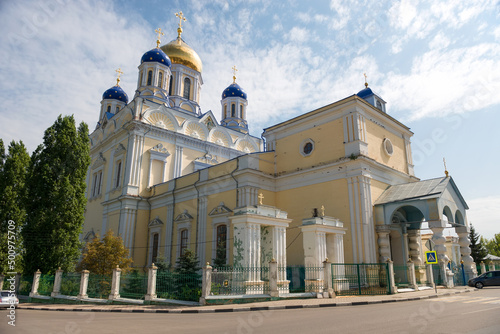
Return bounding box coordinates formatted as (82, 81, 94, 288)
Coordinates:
(2, 288, 500, 334)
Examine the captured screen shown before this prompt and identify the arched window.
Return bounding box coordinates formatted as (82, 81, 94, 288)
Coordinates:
(158, 71, 163, 89)
(231, 104, 235, 117)
(106, 105, 111, 113)
(115, 160, 122, 188)
(183, 77, 191, 99)
(376, 100, 382, 110)
(152, 233, 159, 263)
(224, 104, 227, 118)
(116, 106, 119, 113)
(180, 229, 188, 255)
(216, 225, 227, 264)
(169, 75, 173, 95)
(239, 104, 243, 118)
(147, 70, 153, 86)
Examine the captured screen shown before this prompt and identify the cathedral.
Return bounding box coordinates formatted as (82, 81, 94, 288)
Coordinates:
(83, 13, 476, 281)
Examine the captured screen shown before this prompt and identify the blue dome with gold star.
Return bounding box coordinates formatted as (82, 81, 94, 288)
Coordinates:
(102, 85, 128, 103)
(357, 87, 374, 99)
(222, 83, 247, 100)
(141, 47, 171, 66)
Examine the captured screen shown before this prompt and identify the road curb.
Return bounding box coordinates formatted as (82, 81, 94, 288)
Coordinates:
(16, 289, 474, 314)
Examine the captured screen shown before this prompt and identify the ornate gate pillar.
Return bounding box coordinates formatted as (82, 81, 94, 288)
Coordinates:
(455, 225, 477, 278)
(376, 225, 391, 263)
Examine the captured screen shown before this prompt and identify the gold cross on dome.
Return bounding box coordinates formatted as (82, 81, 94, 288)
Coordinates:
(115, 68, 123, 86)
(443, 157, 449, 177)
(364, 73, 368, 88)
(232, 65, 238, 83)
(258, 193, 264, 205)
(155, 28, 164, 47)
(321, 205, 325, 217)
(175, 11, 187, 37)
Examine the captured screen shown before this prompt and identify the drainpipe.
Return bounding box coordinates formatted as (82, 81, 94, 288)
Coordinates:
(230, 157, 240, 208)
(193, 171, 201, 257)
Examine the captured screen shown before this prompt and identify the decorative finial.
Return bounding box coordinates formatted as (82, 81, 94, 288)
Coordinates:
(155, 28, 164, 48)
(364, 73, 368, 88)
(115, 68, 123, 86)
(232, 65, 238, 84)
(258, 192, 264, 205)
(175, 11, 186, 38)
(321, 205, 325, 217)
(443, 157, 449, 177)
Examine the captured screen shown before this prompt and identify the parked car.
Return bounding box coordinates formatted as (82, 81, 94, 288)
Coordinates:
(468, 270, 500, 289)
(0, 291, 19, 308)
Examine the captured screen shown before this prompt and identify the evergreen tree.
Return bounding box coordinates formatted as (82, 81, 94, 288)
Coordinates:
(469, 224, 487, 263)
(174, 249, 201, 301)
(0, 140, 30, 273)
(213, 244, 227, 268)
(175, 249, 200, 275)
(77, 230, 133, 276)
(23, 115, 90, 274)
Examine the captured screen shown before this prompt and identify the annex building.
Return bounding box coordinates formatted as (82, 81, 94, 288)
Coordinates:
(82, 14, 476, 283)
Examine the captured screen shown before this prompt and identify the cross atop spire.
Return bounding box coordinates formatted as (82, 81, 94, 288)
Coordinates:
(364, 73, 368, 88)
(115, 68, 123, 86)
(175, 11, 186, 38)
(443, 157, 449, 177)
(232, 65, 238, 83)
(155, 27, 164, 48)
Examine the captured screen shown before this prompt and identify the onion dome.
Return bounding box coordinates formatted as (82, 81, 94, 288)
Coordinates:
(102, 85, 128, 103)
(357, 87, 374, 99)
(140, 47, 172, 66)
(161, 37, 202, 72)
(222, 83, 247, 100)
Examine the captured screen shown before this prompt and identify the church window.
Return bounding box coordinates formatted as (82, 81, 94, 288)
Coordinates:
(152, 233, 159, 263)
(376, 100, 382, 110)
(169, 75, 173, 95)
(115, 160, 122, 188)
(116, 106, 119, 113)
(139, 71, 143, 86)
(147, 70, 153, 86)
(231, 104, 235, 117)
(224, 104, 227, 118)
(92, 170, 103, 197)
(183, 77, 191, 99)
(106, 105, 111, 113)
(383, 138, 393, 156)
(300, 138, 315, 157)
(158, 71, 163, 89)
(216, 225, 227, 263)
(180, 229, 188, 255)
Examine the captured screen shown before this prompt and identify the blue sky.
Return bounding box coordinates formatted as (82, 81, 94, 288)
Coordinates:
(0, 0, 499, 238)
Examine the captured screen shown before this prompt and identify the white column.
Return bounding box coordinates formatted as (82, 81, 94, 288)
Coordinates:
(77, 270, 90, 300)
(197, 196, 208, 266)
(51, 268, 63, 297)
(29, 270, 41, 297)
(347, 178, 358, 263)
(430, 224, 449, 263)
(376, 226, 391, 263)
(456, 226, 476, 277)
(144, 264, 157, 301)
(109, 266, 122, 300)
(164, 204, 174, 264)
(408, 230, 422, 265)
(173, 146, 183, 178)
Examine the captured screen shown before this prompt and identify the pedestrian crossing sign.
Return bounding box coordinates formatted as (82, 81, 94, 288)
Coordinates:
(425, 251, 438, 264)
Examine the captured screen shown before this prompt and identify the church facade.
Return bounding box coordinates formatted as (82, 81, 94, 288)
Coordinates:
(82, 14, 476, 280)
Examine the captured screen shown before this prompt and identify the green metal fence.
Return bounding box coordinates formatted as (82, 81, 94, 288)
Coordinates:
(120, 272, 148, 300)
(18, 275, 33, 296)
(210, 266, 269, 296)
(393, 265, 409, 288)
(285, 266, 305, 293)
(87, 274, 112, 299)
(431, 264, 444, 286)
(415, 265, 430, 286)
(156, 271, 201, 302)
(60, 273, 81, 296)
(38, 274, 55, 296)
(331, 263, 390, 296)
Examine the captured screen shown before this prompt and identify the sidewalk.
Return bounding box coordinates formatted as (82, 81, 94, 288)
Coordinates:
(17, 286, 475, 314)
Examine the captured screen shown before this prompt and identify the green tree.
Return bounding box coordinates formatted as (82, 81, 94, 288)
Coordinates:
(0, 140, 30, 273)
(484, 233, 500, 257)
(174, 249, 201, 301)
(469, 224, 487, 263)
(175, 249, 200, 275)
(23, 115, 90, 274)
(76, 230, 133, 276)
(213, 244, 227, 268)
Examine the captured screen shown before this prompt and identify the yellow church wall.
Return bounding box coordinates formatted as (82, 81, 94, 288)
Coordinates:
(176, 171, 199, 189)
(130, 209, 150, 269)
(274, 118, 345, 175)
(257, 152, 275, 175)
(181, 147, 203, 175)
(105, 209, 121, 237)
(83, 200, 103, 239)
(105, 138, 129, 202)
(364, 120, 407, 173)
(208, 159, 237, 179)
(275, 178, 352, 265)
(170, 198, 199, 265)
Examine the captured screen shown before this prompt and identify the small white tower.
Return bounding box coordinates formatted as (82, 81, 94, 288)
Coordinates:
(99, 68, 128, 123)
(220, 66, 249, 134)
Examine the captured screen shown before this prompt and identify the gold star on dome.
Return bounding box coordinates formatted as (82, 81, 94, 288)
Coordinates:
(115, 68, 123, 86)
(155, 28, 164, 48)
(175, 11, 187, 38)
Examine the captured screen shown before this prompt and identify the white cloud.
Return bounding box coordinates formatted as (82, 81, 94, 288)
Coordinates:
(428, 32, 451, 50)
(467, 196, 500, 239)
(329, 0, 351, 30)
(286, 27, 309, 43)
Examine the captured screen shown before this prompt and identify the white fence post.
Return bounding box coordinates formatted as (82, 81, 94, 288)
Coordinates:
(145, 263, 158, 301)
(426, 263, 435, 288)
(386, 260, 397, 294)
(407, 259, 418, 290)
(109, 266, 122, 300)
(323, 259, 334, 298)
(51, 268, 64, 297)
(269, 259, 278, 298)
(199, 262, 212, 305)
(77, 270, 90, 299)
(29, 270, 41, 297)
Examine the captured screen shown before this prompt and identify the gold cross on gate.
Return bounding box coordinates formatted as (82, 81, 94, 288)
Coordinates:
(232, 65, 238, 83)
(115, 68, 123, 86)
(258, 193, 264, 205)
(155, 28, 164, 47)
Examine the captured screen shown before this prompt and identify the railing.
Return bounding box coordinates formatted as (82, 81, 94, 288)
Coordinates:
(38, 274, 55, 296)
(332, 263, 389, 296)
(210, 266, 270, 296)
(415, 265, 430, 286)
(393, 265, 409, 287)
(60, 273, 81, 296)
(120, 272, 148, 300)
(18, 275, 33, 296)
(86, 274, 112, 299)
(156, 270, 201, 302)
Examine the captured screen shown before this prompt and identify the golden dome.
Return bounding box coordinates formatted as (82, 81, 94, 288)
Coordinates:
(161, 37, 202, 73)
